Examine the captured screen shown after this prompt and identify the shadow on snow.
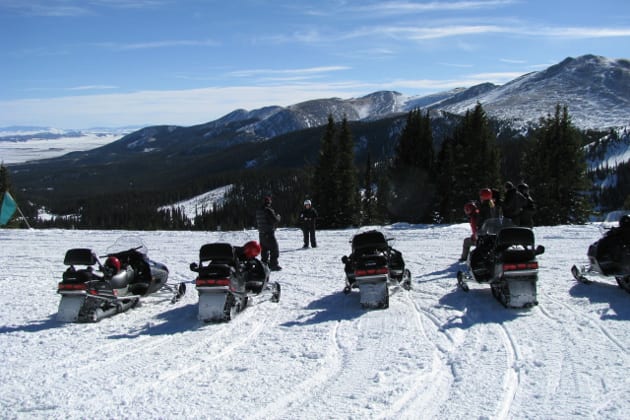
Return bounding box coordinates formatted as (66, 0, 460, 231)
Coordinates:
(0, 315, 61, 334)
(281, 291, 367, 327)
(569, 280, 630, 321)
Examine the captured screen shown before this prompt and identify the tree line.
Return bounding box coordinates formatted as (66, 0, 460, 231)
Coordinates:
(1, 103, 624, 230)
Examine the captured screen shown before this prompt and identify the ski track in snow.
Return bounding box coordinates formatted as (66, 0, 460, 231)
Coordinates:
(1, 224, 630, 419)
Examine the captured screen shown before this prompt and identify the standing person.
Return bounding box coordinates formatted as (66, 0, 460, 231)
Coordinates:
(518, 183, 536, 228)
(478, 188, 497, 227)
(502, 181, 527, 225)
(256, 196, 282, 271)
(460, 201, 480, 262)
(299, 199, 318, 248)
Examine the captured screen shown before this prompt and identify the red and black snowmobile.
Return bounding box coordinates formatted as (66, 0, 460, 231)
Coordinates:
(457, 218, 545, 308)
(57, 236, 185, 322)
(190, 240, 280, 322)
(341, 230, 411, 309)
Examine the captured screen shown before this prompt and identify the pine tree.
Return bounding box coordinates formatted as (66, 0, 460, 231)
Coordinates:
(436, 103, 501, 222)
(335, 116, 360, 227)
(523, 104, 591, 224)
(389, 109, 437, 223)
(312, 115, 338, 228)
(361, 153, 377, 225)
(0, 164, 12, 192)
(375, 169, 392, 225)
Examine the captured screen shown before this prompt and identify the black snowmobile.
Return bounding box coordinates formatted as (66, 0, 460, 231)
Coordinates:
(457, 218, 545, 308)
(571, 212, 630, 292)
(190, 240, 280, 322)
(57, 236, 186, 322)
(341, 230, 411, 309)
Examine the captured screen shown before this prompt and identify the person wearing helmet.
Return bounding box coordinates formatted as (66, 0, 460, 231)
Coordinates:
(478, 187, 498, 227)
(298, 199, 318, 248)
(460, 200, 480, 262)
(256, 195, 282, 271)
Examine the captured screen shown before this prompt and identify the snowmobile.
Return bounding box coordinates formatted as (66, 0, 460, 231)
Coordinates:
(190, 240, 280, 322)
(57, 236, 186, 323)
(341, 230, 412, 309)
(571, 212, 630, 292)
(457, 218, 545, 308)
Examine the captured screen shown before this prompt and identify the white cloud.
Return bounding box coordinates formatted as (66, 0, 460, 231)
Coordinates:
(0, 64, 535, 128)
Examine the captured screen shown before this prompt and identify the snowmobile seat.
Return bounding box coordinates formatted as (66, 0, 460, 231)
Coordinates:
(199, 243, 238, 266)
(64, 248, 98, 266)
(197, 243, 240, 279)
(352, 230, 389, 253)
(495, 227, 536, 263)
(62, 267, 100, 283)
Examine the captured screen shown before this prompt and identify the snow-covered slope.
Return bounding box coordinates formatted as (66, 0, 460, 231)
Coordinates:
(584, 127, 630, 190)
(432, 55, 630, 130)
(158, 185, 233, 222)
(1, 224, 628, 419)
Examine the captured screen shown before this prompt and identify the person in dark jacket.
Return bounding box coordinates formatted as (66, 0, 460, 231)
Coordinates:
(502, 181, 527, 225)
(517, 182, 536, 228)
(299, 199, 318, 248)
(256, 196, 282, 271)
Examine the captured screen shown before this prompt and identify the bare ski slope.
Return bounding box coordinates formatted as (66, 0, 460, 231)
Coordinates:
(1, 224, 628, 419)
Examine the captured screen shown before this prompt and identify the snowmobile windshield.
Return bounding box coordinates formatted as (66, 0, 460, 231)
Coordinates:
(106, 235, 148, 256)
(600, 210, 630, 233)
(479, 218, 515, 236)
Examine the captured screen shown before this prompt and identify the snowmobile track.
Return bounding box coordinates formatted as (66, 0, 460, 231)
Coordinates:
(541, 291, 628, 355)
(154, 301, 281, 386)
(495, 323, 521, 420)
(383, 292, 455, 418)
(250, 321, 344, 419)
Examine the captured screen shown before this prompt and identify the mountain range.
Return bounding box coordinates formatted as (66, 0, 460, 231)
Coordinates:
(6, 54, 630, 208)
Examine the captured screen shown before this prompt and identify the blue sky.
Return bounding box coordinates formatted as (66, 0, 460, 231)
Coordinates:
(1, 0, 629, 128)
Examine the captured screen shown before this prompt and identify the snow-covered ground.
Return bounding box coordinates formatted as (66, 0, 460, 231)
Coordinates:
(0, 133, 122, 164)
(159, 185, 233, 222)
(1, 223, 628, 419)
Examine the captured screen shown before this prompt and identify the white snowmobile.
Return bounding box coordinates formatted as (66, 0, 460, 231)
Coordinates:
(571, 212, 630, 292)
(457, 218, 545, 308)
(190, 240, 280, 322)
(57, 236, 186, 322)
(341, 230, 411, 309)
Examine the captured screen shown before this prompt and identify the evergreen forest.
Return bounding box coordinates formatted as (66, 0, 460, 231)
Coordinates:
(2, 104, 627, 230)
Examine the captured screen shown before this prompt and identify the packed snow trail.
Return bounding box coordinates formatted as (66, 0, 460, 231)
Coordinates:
(1, 224, 629, 419)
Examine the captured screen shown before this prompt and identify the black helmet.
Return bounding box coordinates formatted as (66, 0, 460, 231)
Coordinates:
(620, 214, 630, 229)
(517, 183, 529, 193)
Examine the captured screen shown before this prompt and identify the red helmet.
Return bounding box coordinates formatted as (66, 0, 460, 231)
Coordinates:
(464, 201, 478, 216)
(105, 256, 121, 273)
(479, 188, 493, 201)
(243, 240, 261, 259)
